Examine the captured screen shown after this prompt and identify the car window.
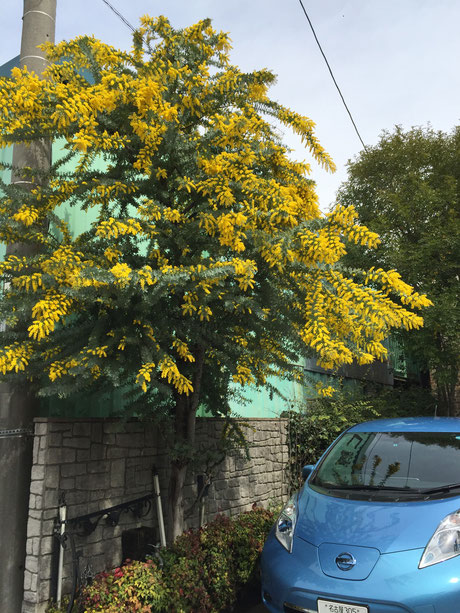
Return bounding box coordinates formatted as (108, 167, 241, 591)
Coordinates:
(311, 432, 460, 492)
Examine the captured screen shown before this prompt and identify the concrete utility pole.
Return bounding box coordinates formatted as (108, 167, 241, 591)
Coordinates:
(0, 2, 56, 611)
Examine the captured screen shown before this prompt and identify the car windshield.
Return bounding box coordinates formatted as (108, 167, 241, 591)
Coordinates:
(311, 431, 460, 494)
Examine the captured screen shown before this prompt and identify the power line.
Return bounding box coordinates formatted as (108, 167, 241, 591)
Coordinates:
(296, 0, 367, 151)
(100, 0, 136, 32)
(99, 0, 367, 151)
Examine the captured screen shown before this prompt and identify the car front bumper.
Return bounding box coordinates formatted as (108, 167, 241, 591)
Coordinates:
(261, 531, 460, 613)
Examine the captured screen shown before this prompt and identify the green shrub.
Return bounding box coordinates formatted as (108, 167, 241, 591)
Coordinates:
(80, 558, 167, 612)
(45, 596, 76, 613)
(284, 389, 380, 492)
(164, 506, 273, 612)
(369, 384, 436, 418)
(284, 383, 436, 492)
(77, 506, 274, 613)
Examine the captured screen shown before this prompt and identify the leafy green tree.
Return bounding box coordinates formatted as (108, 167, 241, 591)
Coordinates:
(0, 18, 431, 539)
(284, 381, 437, 493)
(338, 125, 460, 415)
(284, 390, 380, 492)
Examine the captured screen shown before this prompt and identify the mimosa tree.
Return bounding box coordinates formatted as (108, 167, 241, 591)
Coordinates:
(0, 16, 431, 539)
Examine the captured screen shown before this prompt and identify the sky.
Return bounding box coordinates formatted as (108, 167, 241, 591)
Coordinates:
(1, 0, 459, 210)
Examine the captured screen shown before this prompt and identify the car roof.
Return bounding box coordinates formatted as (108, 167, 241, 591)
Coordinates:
(348, 417, 460, 433)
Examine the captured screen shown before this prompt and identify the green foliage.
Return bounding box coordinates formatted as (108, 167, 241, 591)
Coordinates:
(76, 506, 274, 613)
(338, 125, 460, 414)
(0, 18, 431, 412)
(0, 16, 433, 538)
(284, 389, 380, 492)
(45, 596, 76, 613)
(368, 384, 436, 418)
(80, 559, 167, 612)
(284, 383, 437, 492)
(162, 506, 274, 612)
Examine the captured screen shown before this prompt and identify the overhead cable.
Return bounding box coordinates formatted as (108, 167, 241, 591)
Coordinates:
(100, 0, 136, 32)
(297, 0, 367, 151)
(99, 0, 367, 151)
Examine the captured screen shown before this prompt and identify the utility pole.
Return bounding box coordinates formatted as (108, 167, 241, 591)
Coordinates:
(0, 2, 56, 611)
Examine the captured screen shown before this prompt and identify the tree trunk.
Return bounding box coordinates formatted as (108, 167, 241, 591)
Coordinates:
(168, 460, 189, 542)
(167, 346, 205, 542)
(432, 365, 458, 416)
(437, 379, 457, 417)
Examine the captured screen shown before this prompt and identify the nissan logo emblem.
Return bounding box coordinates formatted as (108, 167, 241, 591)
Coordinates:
(335, 552, 357, 571)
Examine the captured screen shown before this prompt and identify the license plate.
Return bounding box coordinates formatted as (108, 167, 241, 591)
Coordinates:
(317, 599, 369, 613)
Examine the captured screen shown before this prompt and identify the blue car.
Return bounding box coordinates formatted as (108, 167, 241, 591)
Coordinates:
(261, 417, 460, 613)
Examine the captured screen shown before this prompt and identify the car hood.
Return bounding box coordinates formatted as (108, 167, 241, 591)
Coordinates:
(295, 484, 460, 553)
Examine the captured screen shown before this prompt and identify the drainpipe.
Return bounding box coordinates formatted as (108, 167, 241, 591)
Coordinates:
(56, 500, 67, 608)
(153, 468, 166, 548)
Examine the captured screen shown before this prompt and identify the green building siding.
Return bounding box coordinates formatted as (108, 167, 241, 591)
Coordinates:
(0, 145, 11, 261)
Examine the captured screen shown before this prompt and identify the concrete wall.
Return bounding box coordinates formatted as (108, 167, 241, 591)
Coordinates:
(22, 417, 288, 613)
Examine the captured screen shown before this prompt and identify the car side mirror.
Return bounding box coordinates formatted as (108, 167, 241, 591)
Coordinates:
(302, 464, 315, 481)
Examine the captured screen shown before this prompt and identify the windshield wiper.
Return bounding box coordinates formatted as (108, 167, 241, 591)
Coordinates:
(418, 483, 460, 495)
(318, 483, 460, 496)
(315, 483, 412, 492)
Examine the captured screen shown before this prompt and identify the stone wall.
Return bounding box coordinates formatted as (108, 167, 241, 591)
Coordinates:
(22, 417, 288, 613)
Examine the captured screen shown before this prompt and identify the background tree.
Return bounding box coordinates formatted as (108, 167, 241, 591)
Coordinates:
(0, 17, 431, 539)
(338, 125, 460, 415)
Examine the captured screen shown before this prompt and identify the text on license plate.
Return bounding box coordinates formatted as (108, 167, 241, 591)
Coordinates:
(317, 599, 368, 613)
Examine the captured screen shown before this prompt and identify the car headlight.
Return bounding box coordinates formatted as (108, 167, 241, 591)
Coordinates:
(419, 509, 460, 568)
(275, 495, 297, 553)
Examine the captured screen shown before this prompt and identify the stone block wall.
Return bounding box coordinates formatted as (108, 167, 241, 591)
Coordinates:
(22, 417, 288, 613)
